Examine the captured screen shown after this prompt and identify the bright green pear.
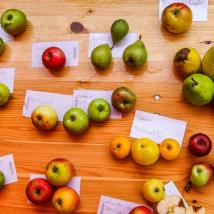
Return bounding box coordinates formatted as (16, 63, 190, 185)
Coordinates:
(202, 46, 214, 80)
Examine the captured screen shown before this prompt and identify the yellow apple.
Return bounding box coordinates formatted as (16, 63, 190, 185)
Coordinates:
(52, 186, 80, 214)
(142, 179, 165, 203)
(131, 138, 160, 166)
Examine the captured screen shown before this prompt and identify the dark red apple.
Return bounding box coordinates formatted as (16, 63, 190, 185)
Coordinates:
(26, 178, 54, 204)
(129, 206, 154, 214)
(188, 133, 212, 157)
(42, 47, 66, 71)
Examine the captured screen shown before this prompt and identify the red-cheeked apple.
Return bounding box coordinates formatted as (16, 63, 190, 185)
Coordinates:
(129, 206, 154, 214)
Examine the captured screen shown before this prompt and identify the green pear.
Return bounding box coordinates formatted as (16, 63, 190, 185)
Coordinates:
(202, 46, 214, 80)
(0, 38, 5, 55)
(91, 44, 112, 70)
(111, 19, 129, 45)
(0, 83, 11, 106)
(182, 74, 214, 106)
(0, 171, 5, 188)
(123, 36, 148, 68)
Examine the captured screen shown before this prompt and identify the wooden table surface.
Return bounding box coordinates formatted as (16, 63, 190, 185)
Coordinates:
(1, 0, 214, 213)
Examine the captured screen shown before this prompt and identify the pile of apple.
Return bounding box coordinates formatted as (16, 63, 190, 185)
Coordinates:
(25, 158, 80, 213)
(31, 86, 136, 134)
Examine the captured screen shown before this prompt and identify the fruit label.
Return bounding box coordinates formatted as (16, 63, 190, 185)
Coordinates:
(130, 110, 187, 145)
(88, 33, 138, 58)
(32, 41, 79, 67)
(159, 0, 208, 21)
(0, 25, 14, 42)
(165, 181, 188, 207)
(0, 154, 18, 185)
(97, 195, 148, 214)
(23, 90, 74, 121)
(73, 89, 122, 119)
(0, 68, 15, 93)
(30, 174, 81, 195)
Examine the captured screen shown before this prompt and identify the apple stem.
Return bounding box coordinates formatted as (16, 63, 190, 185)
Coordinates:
(191, 77, 198, 86)
(139, 35, 142, 41)
(185, 181, 192, 192)
(111, 43, 115, 50)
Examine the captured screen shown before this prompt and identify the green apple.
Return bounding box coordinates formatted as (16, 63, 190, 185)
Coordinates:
(31, 105, 58, 131)
(182, 73, 214, 106)
(190, 163, 213, 188)
(63, 107, 89, 135)
(0, 171, 5, 188)
(142, 179, 165, 203)
(45, 158, 74, 187)
(1, 9, 27, 36)
(0, 38, 5, 55)
(131, 138, 160, 166)
(88, 98, 111, 122)
(0, 82, 11, 106)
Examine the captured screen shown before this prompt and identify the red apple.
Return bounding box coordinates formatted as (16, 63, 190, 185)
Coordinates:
(26, 178, 54, 204)
(161, 3, 192, 34)
(42, 47, 66, 71)
(129, 206, 154, 214)
(188, 133, 212, 157)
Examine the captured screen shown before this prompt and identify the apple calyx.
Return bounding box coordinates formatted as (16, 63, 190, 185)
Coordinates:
(175, 48, 190, 63)
(172, 8, 181, 16)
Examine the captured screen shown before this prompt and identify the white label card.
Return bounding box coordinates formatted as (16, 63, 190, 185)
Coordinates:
(0, 154, 18, 185)
(0, 68, 15, 93)
(88, 33, 138, 58)
(97, 196, 152, 214)
(165, 181, 188, 207)
(159, 0, 208, 21)
(32, 41, 79, 67)
(73, 89, 122, 119)
(130, 110, 187, 145)
(30, 174, 81, 196)
(23, 90, 74, 121)
(0, 25, 14, 42)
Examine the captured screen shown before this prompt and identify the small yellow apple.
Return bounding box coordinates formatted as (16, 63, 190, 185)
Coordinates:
(142, 179, 165, 203)
(131, 138, 160, 166)
(110, 136, 131, 159)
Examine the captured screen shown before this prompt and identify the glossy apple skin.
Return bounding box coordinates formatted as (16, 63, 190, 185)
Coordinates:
(111, 87, 136, 113)
(0, 38, 5, 55)
(188, 133, 212, 157)
(26, 178, 54, 204)
(161, 3, 192, 34)
(42, 47, 66, 71)
(52, 186, 80, 213)
(0, 83, 11, 106)
(129, 206, 154, 214)
(45, 158, 74, 187)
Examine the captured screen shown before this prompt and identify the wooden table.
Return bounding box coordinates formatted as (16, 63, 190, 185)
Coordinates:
(0, 0, 214, 213)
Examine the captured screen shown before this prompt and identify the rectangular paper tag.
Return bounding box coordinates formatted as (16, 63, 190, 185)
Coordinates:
(130, 110, 187, 145)
(0, 25, 14, 42)
(0, 68, 15, 93)
(165, 181, 188, 207)
(0, 154, 18, 185)
(88, 33, 138, 58)
(159, 0, 208, 21)
(30, 174, 81, 196)
(23, 90, 74, 121)
(73, 89, 122, 119)
(97, 195, 151, 214)
(32, 41, 79, 67)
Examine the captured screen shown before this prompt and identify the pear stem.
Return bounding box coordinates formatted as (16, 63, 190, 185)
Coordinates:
(139, 35, 142, 41)
(111, 43, 115, 50)
(191, 77, 198, 86)
(185, 181, 192, 192)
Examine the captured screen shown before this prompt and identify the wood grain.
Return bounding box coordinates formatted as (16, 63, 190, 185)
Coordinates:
(0, 0, 214, 213)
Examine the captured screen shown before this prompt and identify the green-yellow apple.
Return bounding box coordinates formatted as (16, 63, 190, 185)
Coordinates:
(142, 179, 165, 203)
(31, 105, 58, 131)
(161, 3, 192, 34)
(0, 38, 5, 55)
(131, 138, 160, 166)
(111, 87, 136, 113)
(88, 98, 111, 122)
(52, 186, 80, 213)
(63, 107, 89, 135)
(173, 47, 201, 78)
(1, 9, 27, 36)
(0, 82, 11, 106)
(45, 158, 74, 187)
(0, 171, 5, 188)
(182, 74, 214, 106)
